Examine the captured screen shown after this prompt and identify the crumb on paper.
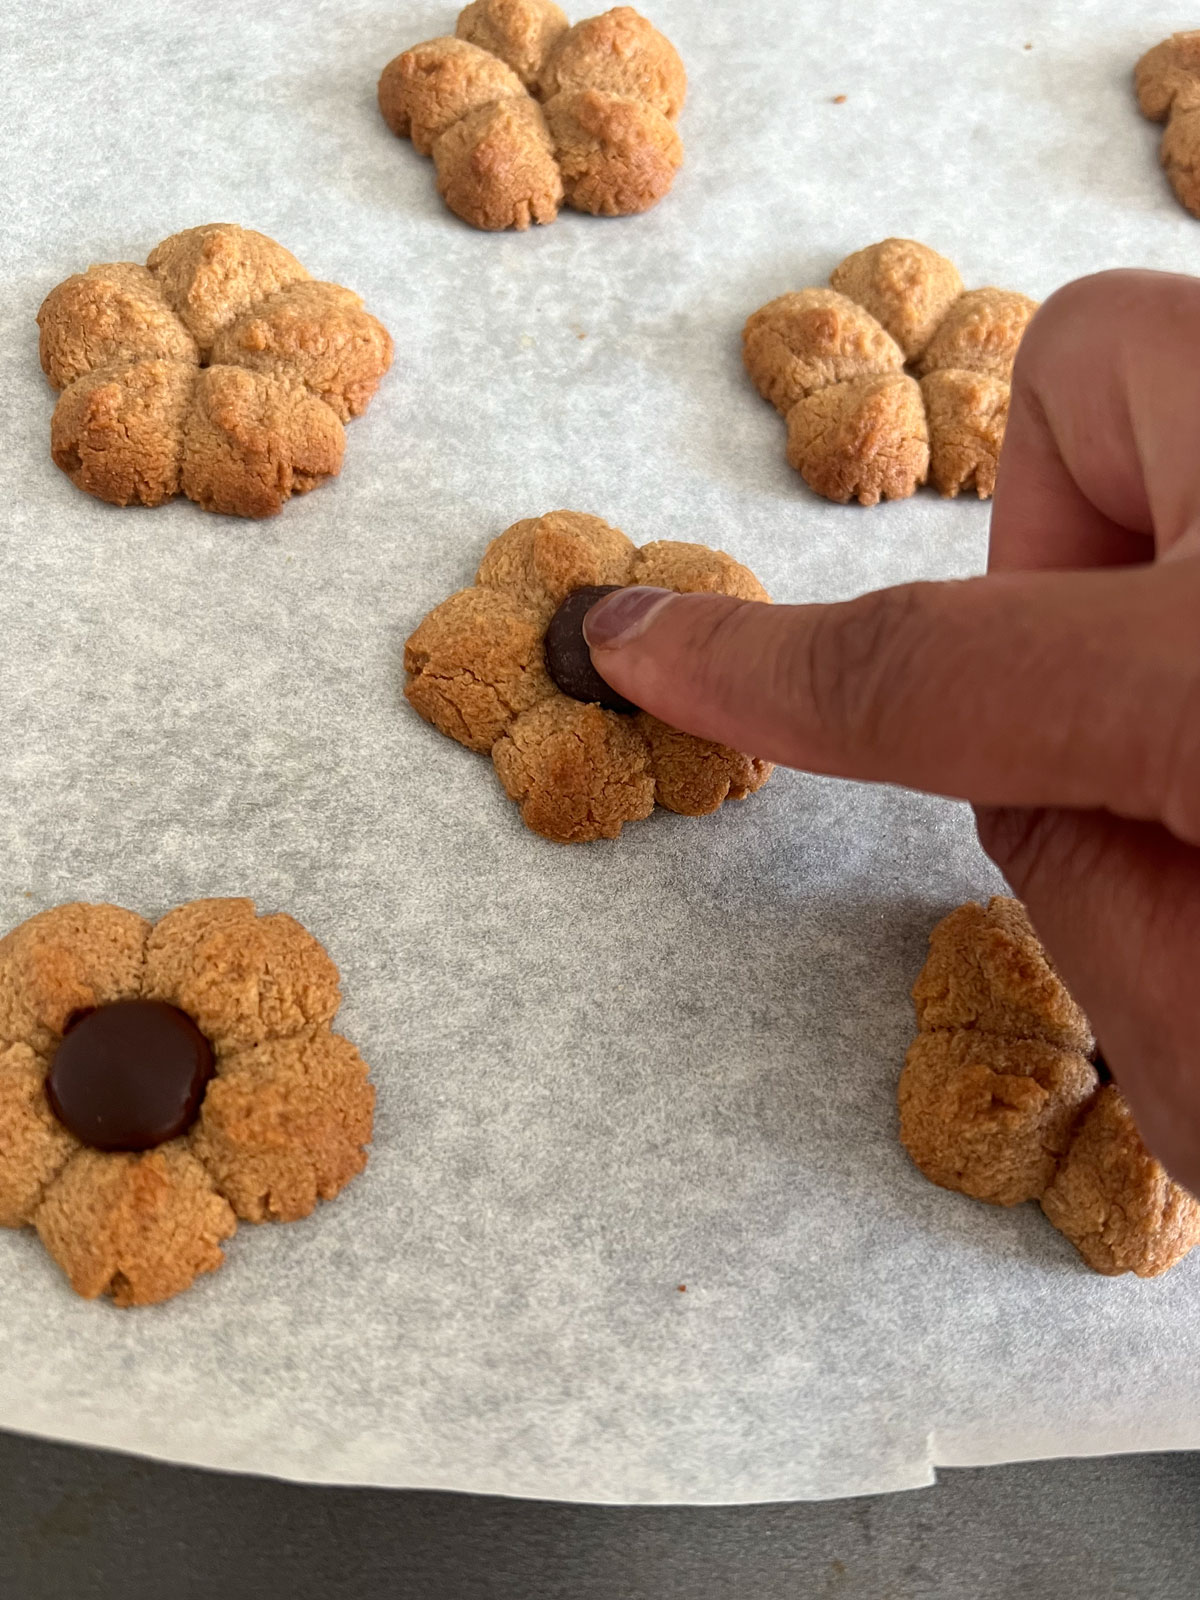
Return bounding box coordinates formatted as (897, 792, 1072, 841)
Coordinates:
(676, 1283, 686, 1292)
(833, 94, 847, 104)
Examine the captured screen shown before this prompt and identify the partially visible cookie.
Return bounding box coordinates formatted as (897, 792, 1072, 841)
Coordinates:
(900, 896, 1198, 1278)
(1135, 34, 1200, 217)
(0, 898, 373, 1306)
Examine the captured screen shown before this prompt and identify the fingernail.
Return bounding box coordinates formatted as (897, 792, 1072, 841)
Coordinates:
(582, 586, 676, 649)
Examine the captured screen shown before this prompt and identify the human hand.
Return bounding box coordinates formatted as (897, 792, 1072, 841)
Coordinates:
(584, 271, 1200, 1191)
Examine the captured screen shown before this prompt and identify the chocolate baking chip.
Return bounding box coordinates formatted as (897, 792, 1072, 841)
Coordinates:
(46, 1000, 215, 1152)
(544, 586, 637, 713)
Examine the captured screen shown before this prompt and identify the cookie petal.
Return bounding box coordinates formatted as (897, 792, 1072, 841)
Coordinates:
(829, 239, 964, 362)
(899, 1029, 1098, 1207)
(743, 289, 904, 415)
(911, 897, 1093, 1053)
(377, 37, 526, 155)
(143, 899, 340, 1056)
(35, 1144, 236, 1306)
(192, 1030, 374, 1223)
(543, 89, 681, 217)
(1158, 105, 1200, 219)
(455, 0, 568, 90)
(0, 1042, 79, 1228)
(433, 97, 562, 231)
(1041, 1086, 1200, 1276)
(180, 365, 344, 519)
(50, 359, 195, 508)
(918, 288, 1038, 382)
(1135, 32, 1200, 123)
(37, 263, 198, 391)
(405, 585, 554, 752)
(921, 368, 1009, 500)
(475, 510, 636, 618)
(0, 903, 149, 1057)
(210, 281, 393, 422)
(636, 714, 772, 816)
(537, 6, 686, 120)
(146, 224, 310, 360)
(629, 539, 768, 601)
(492, 697, 655, 841)
(785, 373, 928, 506)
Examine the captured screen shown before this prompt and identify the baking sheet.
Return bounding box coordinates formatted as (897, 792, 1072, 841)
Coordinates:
(2, 0, 1198, 1505)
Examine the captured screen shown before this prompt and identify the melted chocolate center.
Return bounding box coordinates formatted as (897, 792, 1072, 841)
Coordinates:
(544, 586, 637, 714)
(46, 1000, 215, 1151)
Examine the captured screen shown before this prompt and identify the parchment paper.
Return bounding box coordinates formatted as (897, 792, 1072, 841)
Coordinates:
(1, 0, 1198, 1505)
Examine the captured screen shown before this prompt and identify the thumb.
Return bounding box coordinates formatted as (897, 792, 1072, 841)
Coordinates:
(582, 561, 1200, 834)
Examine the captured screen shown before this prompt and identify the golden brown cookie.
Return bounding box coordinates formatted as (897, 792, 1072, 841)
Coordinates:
(405, 511, 773, 841)
(899, 896, 1199, 1277)
(378, 6, 685, 229)
(1136, 32, 1200, 217)
(0, 898, 373, 1306)
(744, 241, 1037, 506)
(37, 225, 392, 518)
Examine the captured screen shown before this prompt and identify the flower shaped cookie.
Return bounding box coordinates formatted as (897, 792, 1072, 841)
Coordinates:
(1135, 32, 1200, 218)
(378, 3, 685, 230)
(404, 511, 773, 841)
(0, 899, 374, 1305)
(743, 239, 1038, 506)
(37, 225, 394, 518)
(899, 897, 1200, 1278)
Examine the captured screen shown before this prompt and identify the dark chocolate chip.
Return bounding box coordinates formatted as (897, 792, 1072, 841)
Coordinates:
(46, 1000, 215, 1152)
(544, 586, 637, 714)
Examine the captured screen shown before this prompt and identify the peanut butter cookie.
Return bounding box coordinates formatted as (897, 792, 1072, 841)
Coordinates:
(37, 225, 393, 517)
(744, 240, 1037, 506)
(405, 511, 772, 841)
(1136, 32, 1200, 217)
(899, 897, 1200, 1277)
(379, 5, 685, 230)
(0, 899, 374, 1305)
